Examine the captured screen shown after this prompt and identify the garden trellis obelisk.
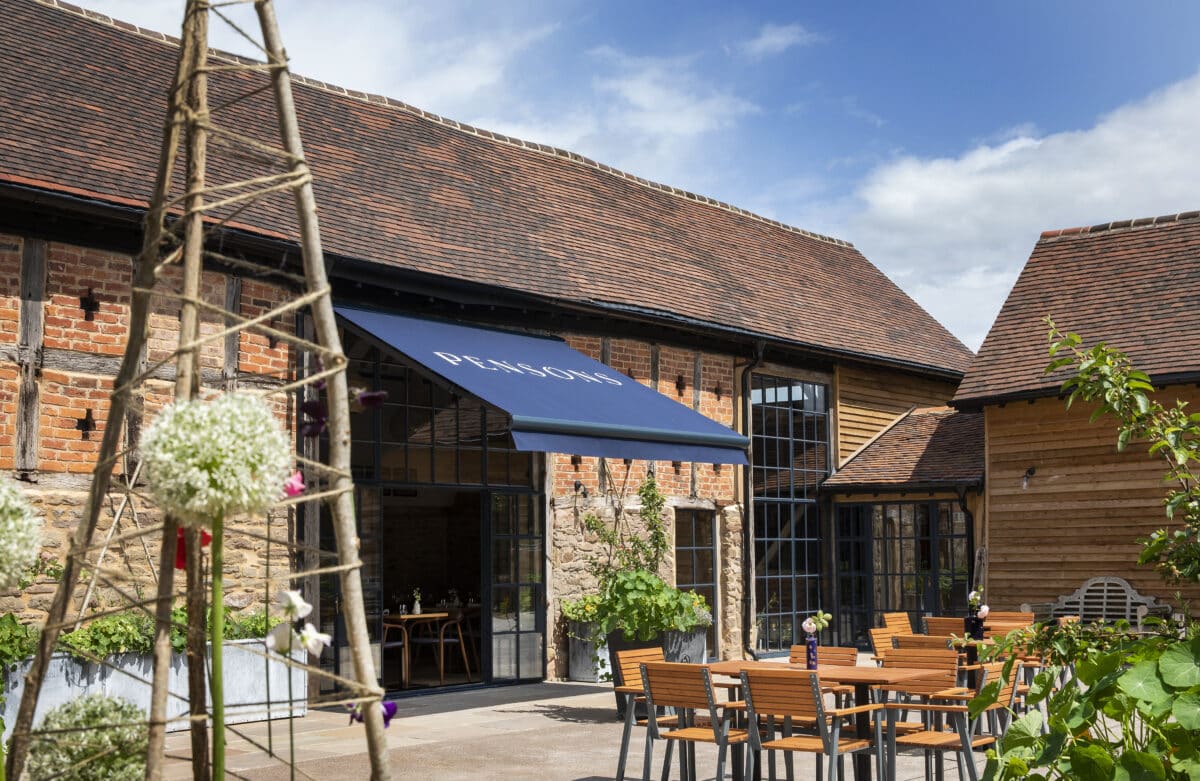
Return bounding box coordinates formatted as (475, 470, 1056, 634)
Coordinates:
(4, 1, 391, 779)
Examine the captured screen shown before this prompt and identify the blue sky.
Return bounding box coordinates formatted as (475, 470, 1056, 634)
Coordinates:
(83, 1, 1200, 350)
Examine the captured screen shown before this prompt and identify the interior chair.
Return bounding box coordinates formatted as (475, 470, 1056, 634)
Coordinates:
(740, 667, 883, 781)
(613, 646, 674, 781)
(640, 661, 749, 781)
(882, 612, 912, 633)
(408, 608, 472, 685)
(379, 611, 408, 688)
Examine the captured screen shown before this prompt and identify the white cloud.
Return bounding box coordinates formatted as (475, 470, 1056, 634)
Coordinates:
(737, 23, 823, 59)
(843, 72, 1200, 350)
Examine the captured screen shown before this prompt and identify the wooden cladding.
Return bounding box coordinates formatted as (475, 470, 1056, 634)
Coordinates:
(835, 364, 957, 464)
(984, 393, 1200, 610)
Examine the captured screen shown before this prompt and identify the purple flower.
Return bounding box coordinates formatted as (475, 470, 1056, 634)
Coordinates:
(348, 700, 398, 728)
(350, 388, 388, 413)
(300, 399, 328, 437)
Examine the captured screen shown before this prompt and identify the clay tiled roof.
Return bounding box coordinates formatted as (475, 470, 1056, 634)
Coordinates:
(954, 212, 1200, 406)
(821, 407, 983, 492)
(0, 1, 972, 377)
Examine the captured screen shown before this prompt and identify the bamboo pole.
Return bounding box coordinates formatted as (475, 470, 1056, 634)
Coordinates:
(254, 3, 391, 777)
(3, 4, 197, 777)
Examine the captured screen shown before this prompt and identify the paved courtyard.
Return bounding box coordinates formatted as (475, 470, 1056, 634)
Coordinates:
(162, 681, 988, 779)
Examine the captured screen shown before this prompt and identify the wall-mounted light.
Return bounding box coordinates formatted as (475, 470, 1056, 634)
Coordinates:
(675, 374, 687, 396)
(570, 454, 582, 468)
(574, 479, 588, 499)
(1022, 466, 1036, 490)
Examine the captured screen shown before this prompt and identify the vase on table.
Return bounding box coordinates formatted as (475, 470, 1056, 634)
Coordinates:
(805, 634, 818, 670)
(964, 614, 984, 640)
(413, 600, 422, 615)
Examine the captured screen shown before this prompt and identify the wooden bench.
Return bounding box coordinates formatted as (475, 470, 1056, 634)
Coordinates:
(1020, 576, 1170, 630)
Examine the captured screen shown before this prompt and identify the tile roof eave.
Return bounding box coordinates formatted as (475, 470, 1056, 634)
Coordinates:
(820, 478, 982, 494)
(951, 369, 1200, 410)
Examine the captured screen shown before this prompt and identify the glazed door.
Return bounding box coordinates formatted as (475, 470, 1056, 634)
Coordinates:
(485, 491, 545, 683)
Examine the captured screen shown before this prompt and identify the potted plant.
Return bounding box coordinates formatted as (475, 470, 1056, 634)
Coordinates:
(569, 476, 714, 715)
(561, 594, 608, 682)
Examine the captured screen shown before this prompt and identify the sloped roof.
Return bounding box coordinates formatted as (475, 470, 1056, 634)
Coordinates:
(0, 0, 972, 376)
(821, 407, 983, 492)
(954, 212, 1200, 406)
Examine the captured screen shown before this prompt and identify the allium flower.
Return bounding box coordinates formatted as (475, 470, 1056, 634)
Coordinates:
(298, 622, 331, 656)
(801, 617, 817, 635)
(0, 476, 41, 590)
(283, 470, 306, 497)
(141, 394, 292, 528)
(977, 605, 991, 619)
(300, 399, 328, 438)
(968, 588, 984, 612)
(275, 589, 312, 620)
(266, 622, 298, 654)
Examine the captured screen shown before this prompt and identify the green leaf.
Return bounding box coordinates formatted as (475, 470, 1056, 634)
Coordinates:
(1069, 743, 1115, 779)
(1175, 692, 1200, 730)
(1159, 639, 1200, 689)
(1114, 751, 1166, 781)
(1118, 661, 1168, 703)
(1000, 710, 1043, 749)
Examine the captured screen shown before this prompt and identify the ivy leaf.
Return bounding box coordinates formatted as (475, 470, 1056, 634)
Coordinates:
(1175, 691, 1200, 731)
(1118, 661, 1168, 703)
(1159, 639, 1200, 689)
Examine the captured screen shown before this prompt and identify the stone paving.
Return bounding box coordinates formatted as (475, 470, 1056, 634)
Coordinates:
(162, 681, 988, 779)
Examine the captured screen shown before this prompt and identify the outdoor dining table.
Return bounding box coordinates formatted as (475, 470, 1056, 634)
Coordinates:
(707, 659, 940, 781)
(382, 611, 449, 688)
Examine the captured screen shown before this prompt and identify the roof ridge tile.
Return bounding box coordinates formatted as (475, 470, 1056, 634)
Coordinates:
(1039, 209, 1200, 241)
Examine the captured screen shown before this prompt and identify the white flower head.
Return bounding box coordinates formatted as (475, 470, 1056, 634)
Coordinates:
(801, 617, 817, 635)
(266, 622, 298, 655)
(977, 605, 991, 619)
(299, 622, 332, 656)
(141, 394, 292, 528)
(276, 589, 312, 620)
(0, 477, 42, 589)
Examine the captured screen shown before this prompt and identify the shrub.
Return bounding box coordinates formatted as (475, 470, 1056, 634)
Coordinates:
(26, 694, 147, 781)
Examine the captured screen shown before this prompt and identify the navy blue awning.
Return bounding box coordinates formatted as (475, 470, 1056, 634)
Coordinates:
(335, 307, 749, 465)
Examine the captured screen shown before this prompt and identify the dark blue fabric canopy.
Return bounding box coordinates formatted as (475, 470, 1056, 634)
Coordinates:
(335, 307, 749, 465)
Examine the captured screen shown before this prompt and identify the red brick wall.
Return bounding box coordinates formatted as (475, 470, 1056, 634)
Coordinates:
(0, 236, 20, 345)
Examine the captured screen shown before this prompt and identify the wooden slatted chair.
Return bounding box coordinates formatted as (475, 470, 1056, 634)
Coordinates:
(973, 660, 1023, 738)
(892, 634, 954, 651)
(868, 627, 902, 662)
(640, 661, 749, 781)
(877, 646, 988, 780)
(740, 667, 883, 781)
(923, 616, 969, 636)
(380, 614, 407, 688)
(613, 646, 673, 781)
(882, 611, 913, 633)
(789, 644, 857, 705)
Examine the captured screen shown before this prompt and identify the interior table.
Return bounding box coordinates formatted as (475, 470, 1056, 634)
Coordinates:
(382, 611, 449, 688)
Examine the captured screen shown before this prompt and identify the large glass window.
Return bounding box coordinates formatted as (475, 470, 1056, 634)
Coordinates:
(675, 509, 717, 658)
(751, 374, 830, 654)
(835, 500, 972, 648)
